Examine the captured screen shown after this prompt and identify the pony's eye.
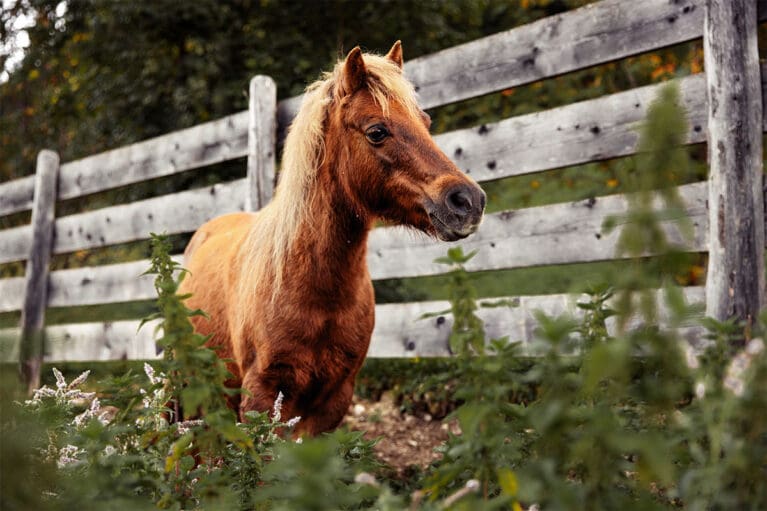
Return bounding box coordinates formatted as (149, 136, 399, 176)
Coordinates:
(365, 125, 389, 145)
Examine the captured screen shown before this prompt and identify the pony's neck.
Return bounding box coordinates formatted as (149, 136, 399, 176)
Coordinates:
(288, 161, 373, 302)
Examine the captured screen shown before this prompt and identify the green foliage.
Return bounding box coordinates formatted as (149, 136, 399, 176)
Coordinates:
(410, 83, 767, 510)
(425, 247, 486, 356)
(422, 247, 519, 356)
(603, 83, 696, 330)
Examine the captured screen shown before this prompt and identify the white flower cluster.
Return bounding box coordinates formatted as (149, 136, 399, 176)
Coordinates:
(723, 338, 765, 397)
(25, 368, 95, 408)
(73, 396, 109, 427)
(56, 444, 84, 468)
(25, 368, 112, 428)
(137, 363, 169, 430)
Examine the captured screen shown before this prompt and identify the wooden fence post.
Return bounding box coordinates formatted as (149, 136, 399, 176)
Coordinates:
(19, 149, 60, 393)
(703, 0, 766, 331)
(246, 75, 277, 211)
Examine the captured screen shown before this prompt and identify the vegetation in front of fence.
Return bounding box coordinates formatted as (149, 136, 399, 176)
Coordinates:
(2, 83, 766, 510)
(3, 229, 765, 510)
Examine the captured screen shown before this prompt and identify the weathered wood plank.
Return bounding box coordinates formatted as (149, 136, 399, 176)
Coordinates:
(20, 150, 60, 392)
(0, 276, 24, 313)
(434, 74, 708, 184)
(0, 224, 32, 264)
(0, 320, 160, 363)
(0, 175, 35, 217)
(0, 180, 247, 264)
(58, 112, 249, 201)
(704, 0, 766, 325)
(0, 113, 248, 217)
(0, 256, 176, 313)
(0, 287, 705, 362)
(368, 182, 708, 280)
(276, 0, 705, 129)
(46, 257, 183, 309)
(372, 286, 706, 357)
(247, 75, 277, 210)
(410, 0, 703, 110)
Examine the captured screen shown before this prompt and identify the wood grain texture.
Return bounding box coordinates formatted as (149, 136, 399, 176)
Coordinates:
(0, 320, 161, 363)
(247, 75, 277, 210)
(19, 150, 59, 391)
(0, 175, 35, 217)
(433, 74, 708, 183)
(704, 0, 766, 324)
(368, 182, 708, 280)
(0, 257, 179, 313)
(0, 180, 247, 264)
(0, 287, 704, 362)
(0, 276, 24, 313)
(409, 0, 704, 110)
(0, 112, 248, 217)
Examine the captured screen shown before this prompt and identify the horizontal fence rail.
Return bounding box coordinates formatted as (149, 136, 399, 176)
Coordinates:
(0, 287, 705, 362)
(0, 113, 249, 217)
(368, 182, 707, 280)
(0, 180, 247, 264)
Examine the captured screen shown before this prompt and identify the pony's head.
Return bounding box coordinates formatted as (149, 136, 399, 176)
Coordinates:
(285, 41, 485, 241)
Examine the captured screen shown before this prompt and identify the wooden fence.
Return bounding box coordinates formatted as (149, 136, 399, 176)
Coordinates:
(1, 0, 765, 383)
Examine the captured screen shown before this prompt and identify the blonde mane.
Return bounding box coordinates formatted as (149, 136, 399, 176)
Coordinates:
(236, 50, 421, 311)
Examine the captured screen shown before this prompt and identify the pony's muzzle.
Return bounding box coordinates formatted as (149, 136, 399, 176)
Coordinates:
(429, 183, 486, 241)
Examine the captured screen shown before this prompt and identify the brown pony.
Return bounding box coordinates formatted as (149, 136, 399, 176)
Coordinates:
(180, 42, 485, 436)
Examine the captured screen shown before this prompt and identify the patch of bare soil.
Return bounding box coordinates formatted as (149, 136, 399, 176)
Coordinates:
(343, 392, 458, 477)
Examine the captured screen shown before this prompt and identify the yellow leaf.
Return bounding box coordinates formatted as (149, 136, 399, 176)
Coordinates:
(607, 178, 619, 188)
(497, 467, 518, 496)
(28, 69, 39, 80)
(530, 180, 540, 189)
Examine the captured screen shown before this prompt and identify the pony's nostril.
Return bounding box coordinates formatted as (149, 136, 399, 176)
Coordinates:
(446, 188, 473, 215)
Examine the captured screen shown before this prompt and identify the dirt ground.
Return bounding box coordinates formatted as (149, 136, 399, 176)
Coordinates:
(342, 392, 459, 477)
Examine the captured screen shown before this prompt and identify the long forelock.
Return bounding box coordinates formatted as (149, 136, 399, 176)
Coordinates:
(237, 50, 421, 311)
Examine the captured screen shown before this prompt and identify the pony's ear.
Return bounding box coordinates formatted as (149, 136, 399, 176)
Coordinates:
(342, 46, 367, 96)
(385, 40, 403, 69)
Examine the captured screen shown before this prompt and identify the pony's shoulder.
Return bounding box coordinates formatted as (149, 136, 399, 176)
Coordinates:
(184, 212, 256, 262)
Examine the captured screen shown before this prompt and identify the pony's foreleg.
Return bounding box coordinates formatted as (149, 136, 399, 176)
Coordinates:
(239, 365, 300, 425)
(297, 378, 355, 436)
